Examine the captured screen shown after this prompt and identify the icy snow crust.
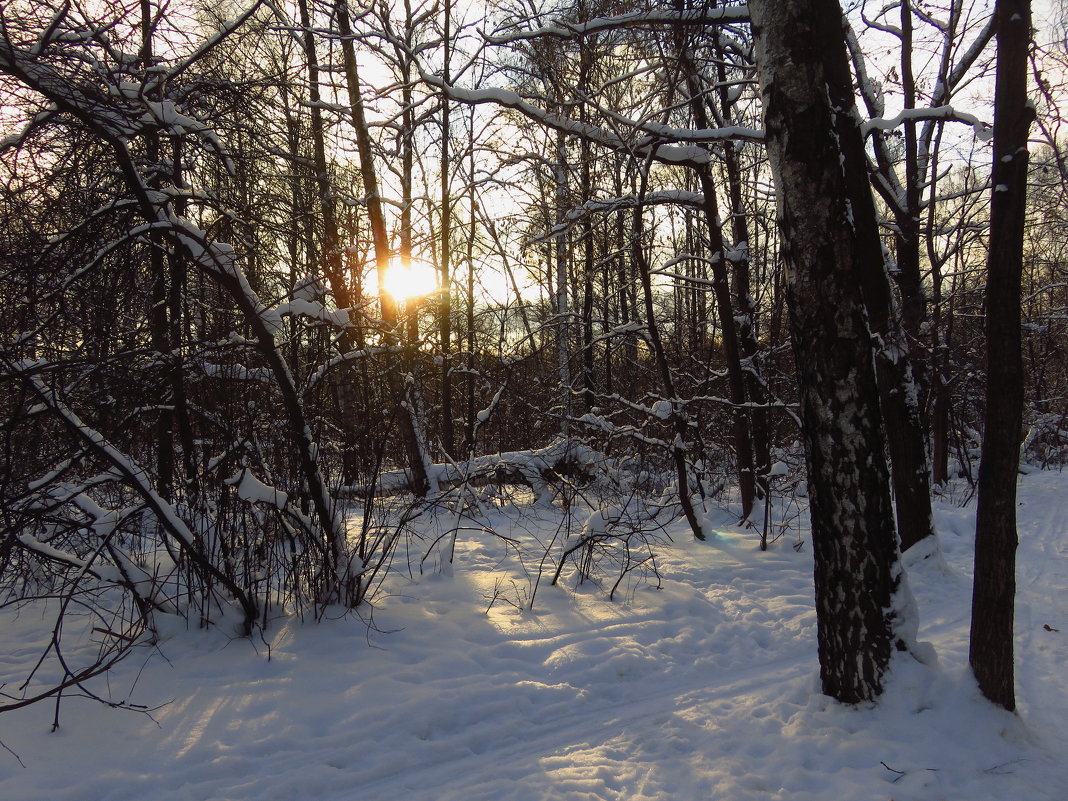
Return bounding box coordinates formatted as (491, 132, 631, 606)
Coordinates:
(2, 471, 1067, 800)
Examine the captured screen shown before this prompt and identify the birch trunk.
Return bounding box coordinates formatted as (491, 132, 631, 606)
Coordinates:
(750, 0, 911, 703)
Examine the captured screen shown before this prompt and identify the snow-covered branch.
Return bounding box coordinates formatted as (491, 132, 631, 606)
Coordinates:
(485, 6, 751, 44)
(528, 190, 706, 243)
(862, 105, 992, 141)
(421, 74, 759, 169)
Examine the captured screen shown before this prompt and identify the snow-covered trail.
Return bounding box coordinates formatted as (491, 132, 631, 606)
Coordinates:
(2, 475, 1067, 800)
(1012, 469, 1068, 758)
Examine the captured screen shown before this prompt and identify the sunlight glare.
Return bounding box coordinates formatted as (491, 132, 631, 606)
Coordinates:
(383, 257, 438, 302)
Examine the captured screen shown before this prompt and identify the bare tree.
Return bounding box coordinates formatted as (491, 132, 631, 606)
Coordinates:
(0, 4, 404, 718)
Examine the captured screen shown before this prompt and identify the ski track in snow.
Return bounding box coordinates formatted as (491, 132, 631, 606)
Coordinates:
(2, 473, 1068, 800)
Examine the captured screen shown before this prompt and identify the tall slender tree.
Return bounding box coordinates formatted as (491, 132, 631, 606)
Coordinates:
(333, 0, 433, 495)
(970, 0, 1034, 712)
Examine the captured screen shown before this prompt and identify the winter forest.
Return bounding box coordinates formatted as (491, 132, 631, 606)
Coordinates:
(2, 0, 1068, 798)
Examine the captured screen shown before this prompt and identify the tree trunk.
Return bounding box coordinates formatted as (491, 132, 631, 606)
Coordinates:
(970, 0, 1033, 712)
(930, 258, 952, 485)
(463, 123, 478, 454)
(895, 0, 931, 409)
(335, 0, 431, 495)
(633, 162, 706, 542)
(718, 128, 772, 521)
(140, 0, 176, 500)
(675, 32, 762, 520)
(837, 0, 937, 552)
(438, 0, 455, 456)
(554, 127, 572, 439)
(578, 36, 597, 413)
(168, 137, 198, 494)
(750, 0, 911, 703)
(874, 1, 937, 551)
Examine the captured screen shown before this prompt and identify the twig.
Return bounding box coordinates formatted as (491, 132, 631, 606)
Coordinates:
(0, 736, 26, 768)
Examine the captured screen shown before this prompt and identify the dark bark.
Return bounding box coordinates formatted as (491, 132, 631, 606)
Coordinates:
(930, 258, 953, 485)
(835, 1, 937, 551)
(168, 138, 198, 494)
(674, 4, 763, 521)
(140, 1, 176, 500)
(864, 2, 936, 551)
(693, 167, 759, 518)
(719, 131, 772, 519)
(894, 0, 931, 407)
(297, 0, 347, 318)
(708, 15, 773, 521)
(439, 0, 455, 456)
(462, 131, 478, 454)
(884, 1, 936, 552)
(970, 0, 1033, 712)
(579, 36, 597, 413)
(297, 0, 371, 484)
(850, 179, 937, 551)
(633, 164, 706, 542)
(335, 0, 431, 495)
(554, 127, 572, 438)
(750, 0, 909, 703)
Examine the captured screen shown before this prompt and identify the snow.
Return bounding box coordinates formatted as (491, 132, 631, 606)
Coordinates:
(14, 532, 88, 570)
(768, 460, 790, 477)
(861, 105, 993, 142)
(3, 471, 1068, 800)
(487, 7, 752, 44)
(272, 298, 350, 329)
(226, 469, 289, 509)
(428, 80, 725, 168)
(651, 399, 674, 420)
(292, 275, 325, 303)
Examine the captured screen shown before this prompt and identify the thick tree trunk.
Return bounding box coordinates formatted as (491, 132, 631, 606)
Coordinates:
(837, 0, 937, 551)
(970, 0, 1033, 712)
(750, 0, 911, 703)
(845, 120, 936, 550)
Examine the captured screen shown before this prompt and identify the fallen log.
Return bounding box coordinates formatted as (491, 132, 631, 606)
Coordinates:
(336, 440, 601, 502)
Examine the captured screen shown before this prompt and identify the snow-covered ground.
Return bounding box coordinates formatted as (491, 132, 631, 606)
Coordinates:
(2, 470, 1066, 800)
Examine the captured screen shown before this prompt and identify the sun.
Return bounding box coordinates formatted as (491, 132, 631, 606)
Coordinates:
(383, 257, 438, 302)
